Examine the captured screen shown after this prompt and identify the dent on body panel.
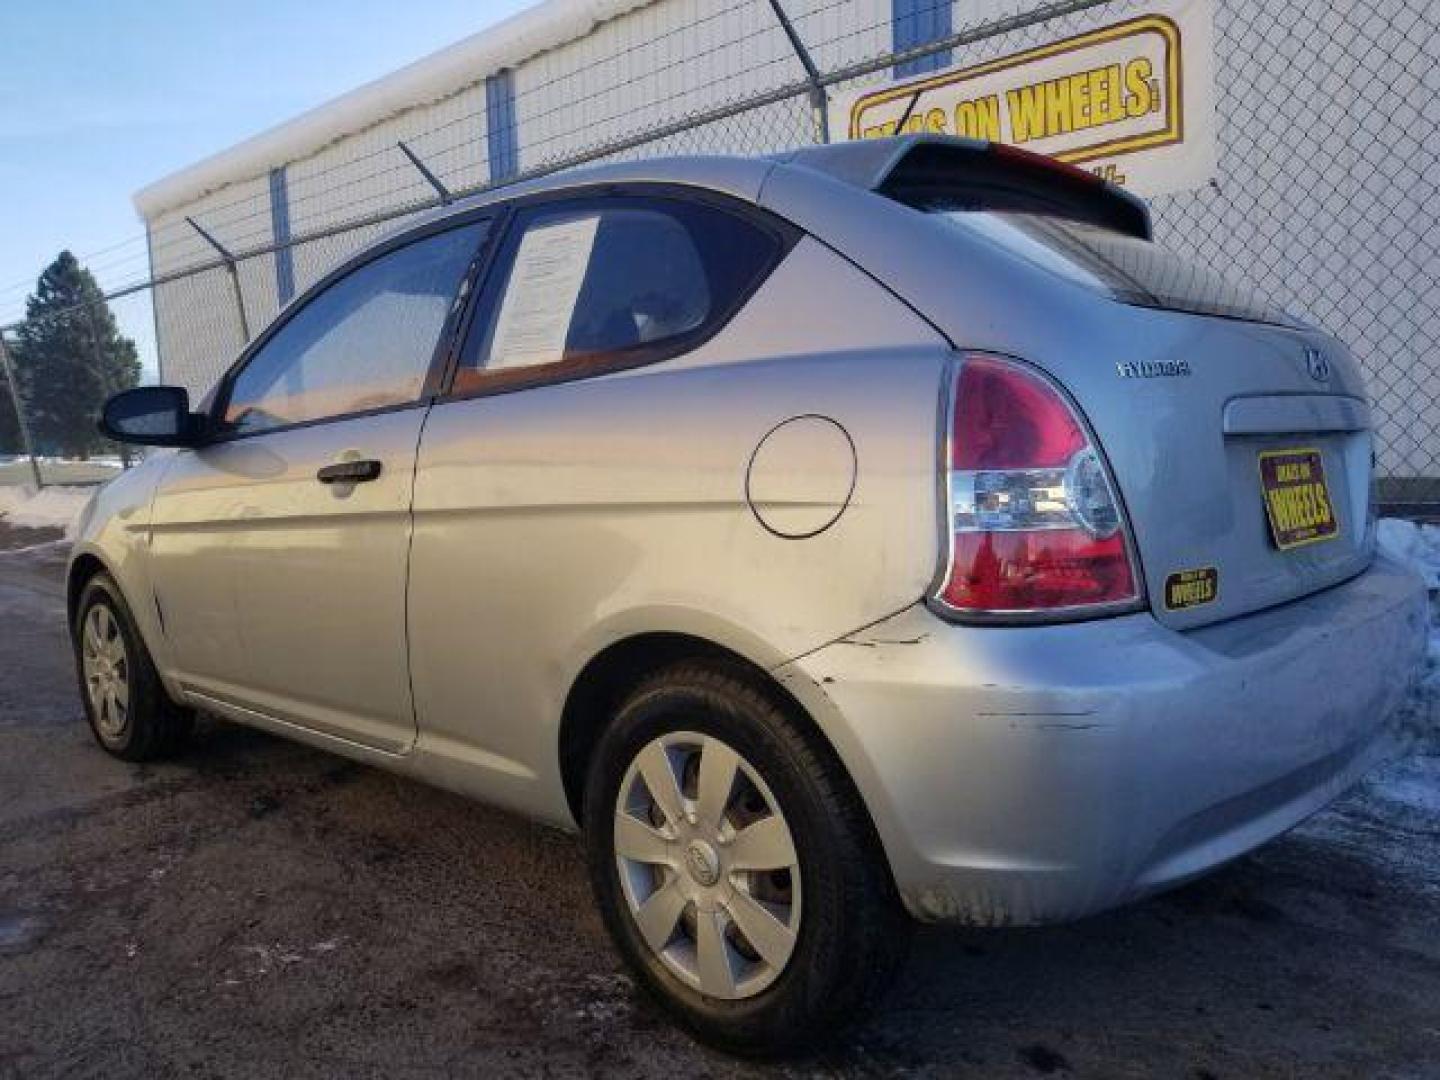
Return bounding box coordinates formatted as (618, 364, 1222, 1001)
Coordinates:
(74, 454, 163, 547)
(145, 447, 257, 686)
(777, 604, 1156, 899)
(906, 882, 1033, 927)
(902, 870, 1124, 927)
(774, 647, 1117, 930)
(71, 455, 173, 667)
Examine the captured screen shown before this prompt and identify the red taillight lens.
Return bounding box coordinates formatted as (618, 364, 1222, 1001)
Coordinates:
(936, 354, 1142, 616)
(953, 356, 1086, 469)
(945, 530, 1136, 611)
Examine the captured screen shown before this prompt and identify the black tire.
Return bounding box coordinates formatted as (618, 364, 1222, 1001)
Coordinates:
(72, 572, 193, 762)
(583, 661, 909, 1056)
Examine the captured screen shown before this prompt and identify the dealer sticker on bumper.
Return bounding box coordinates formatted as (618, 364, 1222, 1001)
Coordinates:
(1165, 566, 1218, 610)
(1258, 447, 1338, 550)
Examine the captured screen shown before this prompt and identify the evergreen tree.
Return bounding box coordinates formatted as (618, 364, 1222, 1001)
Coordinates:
(10, 252, 140, 459)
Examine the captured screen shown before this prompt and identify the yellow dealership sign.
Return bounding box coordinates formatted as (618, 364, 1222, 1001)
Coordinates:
(831, 1, 1217, 197)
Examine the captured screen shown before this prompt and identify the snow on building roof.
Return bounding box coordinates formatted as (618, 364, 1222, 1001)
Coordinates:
(132, 0, 653, 220)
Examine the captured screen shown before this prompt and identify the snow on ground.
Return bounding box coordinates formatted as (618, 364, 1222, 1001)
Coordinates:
(1376, 517, 1440, 729)
(1300, 517, 1440, 901)
(1377, 516, 1440, 591)
(0, 484, 93, 538)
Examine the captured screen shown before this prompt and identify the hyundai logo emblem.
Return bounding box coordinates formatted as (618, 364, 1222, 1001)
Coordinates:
(1305, 347, 1331, 382)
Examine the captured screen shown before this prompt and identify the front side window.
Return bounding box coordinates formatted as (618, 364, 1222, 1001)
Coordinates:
(453, 196, 783, 394)
(223, 221, 487, 434)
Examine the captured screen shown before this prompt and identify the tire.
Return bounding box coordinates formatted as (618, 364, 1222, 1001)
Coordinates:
(583, 661, 909, 1056)
(73, 571, 193, 762)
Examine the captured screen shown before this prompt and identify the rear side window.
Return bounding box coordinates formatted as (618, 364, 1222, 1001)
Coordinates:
(223, 221, 487, 434)
(913, 200, 1296, 328)
(452, 195, 784, 395)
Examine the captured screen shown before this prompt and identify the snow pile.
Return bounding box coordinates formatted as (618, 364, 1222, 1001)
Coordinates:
(0, 485, 93, 538)
(1376, 518, 1440, 664)
(1375, 518, 1440, 749)
(1376, 518, 1440, 590)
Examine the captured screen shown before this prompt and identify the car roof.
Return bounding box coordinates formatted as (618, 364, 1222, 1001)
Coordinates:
(401, 154, 781, 232)
(437, 134, 990, 208)
(400, 136, 991, 233)
(406, 134, 1103, 239)
(297, 135, 1147, 326)
(299, 134, 1101, 327)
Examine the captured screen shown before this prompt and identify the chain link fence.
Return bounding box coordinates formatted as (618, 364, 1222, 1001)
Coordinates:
(1, 0, 1435, 511)
(0, 298, 141, 489)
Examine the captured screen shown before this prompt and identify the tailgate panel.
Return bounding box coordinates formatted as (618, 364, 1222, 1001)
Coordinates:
(1045, 312, 1375, 630)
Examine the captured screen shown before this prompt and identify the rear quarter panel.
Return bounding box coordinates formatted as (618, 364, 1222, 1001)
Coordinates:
(405, 237, 952, 825)
(763, 163, 1376, 630)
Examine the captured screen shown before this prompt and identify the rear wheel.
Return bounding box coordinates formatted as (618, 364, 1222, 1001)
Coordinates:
(74, 573, 193, 761)
(584, 663, 908, 1056)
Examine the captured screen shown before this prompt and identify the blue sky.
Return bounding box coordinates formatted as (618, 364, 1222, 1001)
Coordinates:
(0, 0, 535, 376)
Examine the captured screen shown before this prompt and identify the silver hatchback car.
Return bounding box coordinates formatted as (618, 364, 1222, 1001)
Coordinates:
(76, 136, 1426, 1054)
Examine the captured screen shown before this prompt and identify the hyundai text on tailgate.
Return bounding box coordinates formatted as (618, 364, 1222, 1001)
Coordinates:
(72, 136, 1427, 1055)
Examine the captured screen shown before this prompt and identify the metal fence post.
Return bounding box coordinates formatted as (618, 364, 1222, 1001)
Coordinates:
(186, 216, 251, 343)
(397, 141, 453, 204)
(0, 332, 44, 490)
(765, 0, 829, 143)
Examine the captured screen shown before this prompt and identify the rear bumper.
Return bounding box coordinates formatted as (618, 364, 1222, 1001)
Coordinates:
(776, 556, 1428, 925)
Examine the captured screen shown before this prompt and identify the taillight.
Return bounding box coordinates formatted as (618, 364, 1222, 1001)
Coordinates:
(934, 354, 1142, 617)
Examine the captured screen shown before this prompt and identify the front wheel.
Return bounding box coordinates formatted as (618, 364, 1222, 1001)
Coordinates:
(584, 663, 908, 1056)
(74, 572, 193, 762)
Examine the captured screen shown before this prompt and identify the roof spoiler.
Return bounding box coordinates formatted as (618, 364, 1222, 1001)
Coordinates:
(774, 135, 1153, 241)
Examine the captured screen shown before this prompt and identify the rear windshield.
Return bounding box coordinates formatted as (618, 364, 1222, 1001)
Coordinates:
(915, 199, 1298, 327)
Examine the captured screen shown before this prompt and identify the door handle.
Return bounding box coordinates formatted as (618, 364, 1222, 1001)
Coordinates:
(316, 459, 382, 484)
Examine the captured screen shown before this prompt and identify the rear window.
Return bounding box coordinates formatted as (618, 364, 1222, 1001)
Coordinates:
(912, 199, 1297, 328)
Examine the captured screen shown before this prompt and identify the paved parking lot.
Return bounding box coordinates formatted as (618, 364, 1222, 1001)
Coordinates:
(1, 539, 1438, 1079)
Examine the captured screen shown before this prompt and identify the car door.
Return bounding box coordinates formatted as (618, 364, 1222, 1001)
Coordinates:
(406, 191, 794, 816)
(148, 216, 492, 752)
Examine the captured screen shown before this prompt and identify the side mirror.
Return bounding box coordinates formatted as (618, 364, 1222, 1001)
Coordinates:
(99, 386, 208, 448)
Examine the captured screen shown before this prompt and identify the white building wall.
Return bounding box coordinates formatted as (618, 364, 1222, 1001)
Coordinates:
(284, 81, 490, 294)
(136, 0, 1439, 483)
(513, 0, 799, 170)
(147, 174, 277, 396)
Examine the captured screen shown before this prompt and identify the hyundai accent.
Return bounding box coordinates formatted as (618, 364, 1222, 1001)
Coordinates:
(73, 136, 1427, 1054)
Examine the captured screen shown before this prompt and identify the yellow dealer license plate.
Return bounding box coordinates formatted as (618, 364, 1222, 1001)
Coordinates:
(1258, 447, 1339, 550)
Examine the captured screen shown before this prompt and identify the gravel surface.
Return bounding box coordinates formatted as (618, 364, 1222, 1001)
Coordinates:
(0, 548, 1437, 1079)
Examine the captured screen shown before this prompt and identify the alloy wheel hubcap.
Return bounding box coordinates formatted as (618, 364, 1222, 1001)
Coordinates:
(684, 840, 720, 887)
(81, 603, 129, 740)
(613, 731, 801, 1000)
